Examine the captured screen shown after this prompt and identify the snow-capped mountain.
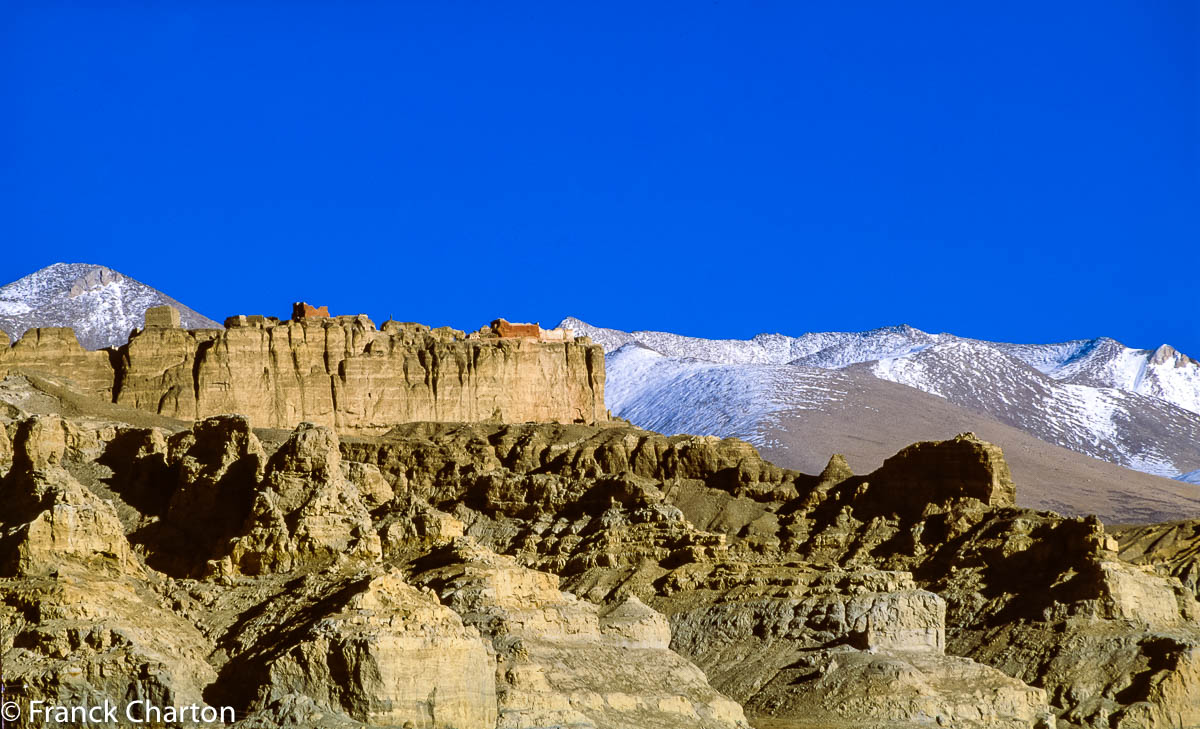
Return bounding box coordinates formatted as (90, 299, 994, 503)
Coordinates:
(564, 317, 1200, 417)
(566, 319, 942, 367)
(991, 338, 1200, 415)
(862, 339, 1200, 477)
(0, 263, 221, 349)
(564, 317, 1200, 482)
(605, 342, 858, 442)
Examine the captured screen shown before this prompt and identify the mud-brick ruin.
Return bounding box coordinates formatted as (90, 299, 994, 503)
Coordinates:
(484, 317, 576, 342)
(0, 304, 607, 430)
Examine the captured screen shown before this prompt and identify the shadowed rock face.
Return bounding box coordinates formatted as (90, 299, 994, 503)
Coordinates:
(0, 416, 142, 578)
(0, 316, 608, 430)
(223, 422, 382, 576)
(1116, 519, 1200, 601)
(863, 432, 1017, 510)
(0, 416, 215, 719)
(1, 405, 1198, 729)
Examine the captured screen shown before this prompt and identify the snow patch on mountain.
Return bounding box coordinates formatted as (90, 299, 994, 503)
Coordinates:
(789, 326, 942, 368)
(995, 338, 1200, 415)
(860, 339, 1194, 475)
(0, 263, 221, 349)
(1178, 470, 1200, 485)
(563, 319, 806, 365)
(606, 342, 852, 447)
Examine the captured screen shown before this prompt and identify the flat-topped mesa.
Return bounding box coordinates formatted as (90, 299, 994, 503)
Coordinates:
(0, 305, 607, 431)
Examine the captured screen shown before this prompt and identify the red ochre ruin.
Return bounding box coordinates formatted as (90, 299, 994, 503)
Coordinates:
(293, 302, 330, 320)
(486, 318, 574, 343)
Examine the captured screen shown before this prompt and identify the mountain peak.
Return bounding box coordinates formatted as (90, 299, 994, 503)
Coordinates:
(0, 263, 221, 349)
(1151, 344, 1179, 365)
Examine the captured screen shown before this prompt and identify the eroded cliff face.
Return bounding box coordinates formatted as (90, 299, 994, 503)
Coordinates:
(0, 317, 607, 430)
(1115, 519, 1200, 601)
(0, 327, 115, 400)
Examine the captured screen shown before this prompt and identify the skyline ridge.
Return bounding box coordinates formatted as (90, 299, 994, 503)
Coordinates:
(1, 261, 1196, 361)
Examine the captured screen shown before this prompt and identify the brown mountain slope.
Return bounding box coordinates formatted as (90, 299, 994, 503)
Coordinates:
(758, 371, 1200, 524)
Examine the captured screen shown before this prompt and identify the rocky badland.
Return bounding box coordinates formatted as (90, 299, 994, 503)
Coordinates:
(0, 307, 1199, 728)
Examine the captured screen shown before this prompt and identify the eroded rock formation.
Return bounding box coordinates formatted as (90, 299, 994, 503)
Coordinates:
(1116, 519, 1200, 602)
(1, 381, 1199, 728)
(0, 328, 115, 400)
(0, 316, 607, 431)
(340, 423, 1200, 728)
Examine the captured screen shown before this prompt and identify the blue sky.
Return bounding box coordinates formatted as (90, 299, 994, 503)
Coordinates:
(3, 2, 1197, 353)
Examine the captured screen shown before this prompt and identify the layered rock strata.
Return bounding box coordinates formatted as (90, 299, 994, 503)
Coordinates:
(217, 570, 500, 729)
(408, 539, 749, 729)
(0, 328, 114, 400)
(0, 316, 607, 430)
(1115, 519, 1200, 601)
(4, 411, 740, 729)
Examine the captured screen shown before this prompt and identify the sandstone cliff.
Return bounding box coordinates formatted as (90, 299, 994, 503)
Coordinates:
(0, 327, 114, 400)
(0, 316, 607, 430)
(0, 408, 740, 729)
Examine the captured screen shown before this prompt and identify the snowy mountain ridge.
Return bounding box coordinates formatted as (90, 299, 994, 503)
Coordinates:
(0, 263, 221, 350)
(561, 317, 1200, 417)
(563, 317, 1200, 480)
(605, 342, 857, 449)
(563, 318, 946, 367)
